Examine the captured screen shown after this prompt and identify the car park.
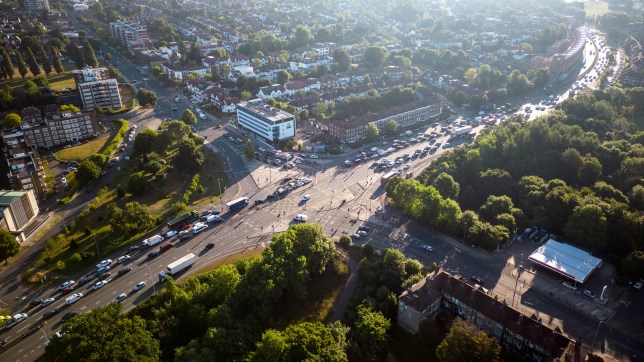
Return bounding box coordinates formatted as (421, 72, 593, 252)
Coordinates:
(116, 255, 130, 264)
(471, 276, 484, 285)
(92, 280, 108, 290)
(133, 281, 147, 291)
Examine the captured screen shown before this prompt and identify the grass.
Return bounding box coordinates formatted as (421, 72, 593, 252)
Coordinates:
(583, 1, 611, 17)
(48, 74, 76, 91)
(189, 147, 228, 208)
(0, 64, 77, 89)
(55, 134, 110, 162)
(272, 254, 350, 328)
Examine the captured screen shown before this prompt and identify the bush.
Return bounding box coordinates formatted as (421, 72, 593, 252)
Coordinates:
(56, 260, 66, 271)
(70, 253, 82, 263)
(84, 227, 92, 236)
(69, 239, 78, 249)
(339, 234, 352, 248)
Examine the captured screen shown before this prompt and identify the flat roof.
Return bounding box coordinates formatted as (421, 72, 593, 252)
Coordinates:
(528, 239, 602, 283)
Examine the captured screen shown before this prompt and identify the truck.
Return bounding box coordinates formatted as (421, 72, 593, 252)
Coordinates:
(226, 197, 249, 212)
(142, 234, 164, 247)
(381, 171, 396, 187)
(167, 211, 199, 229)
(450, 125, 473, 138)
(158, 253, 196, 282)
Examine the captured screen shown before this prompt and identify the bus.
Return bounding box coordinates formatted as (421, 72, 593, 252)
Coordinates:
(226, 197, 249, 212)
(381, 171, 396, 187)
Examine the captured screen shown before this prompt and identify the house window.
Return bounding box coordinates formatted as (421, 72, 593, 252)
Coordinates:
(495, 322, 503, 328)
(486, 320, 492, 326)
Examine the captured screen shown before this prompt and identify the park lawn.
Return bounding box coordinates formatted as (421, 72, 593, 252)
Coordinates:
(582, 0, 610, 16)
(0, 64, 77, 89)
(271, 254, 350, 329)
(55, 134, 110, 162)
(48, 73, 76, 91)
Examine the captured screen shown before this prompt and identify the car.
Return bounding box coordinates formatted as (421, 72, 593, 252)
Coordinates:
(471, 276, 484, 285)
(164, 230, 177, 238)
(116, 255, 130, 264)
(42, 307, 60, 320)
(352, 233, 361, 239)
(423, 245, 434, 252)
(147, 251, 160, 259)
(634, 281, 643, 290)
(65, 293, 83, 305)
(583, 290, 596, 299)
(61, 311, 78, 322)
(116, 167, 122, 172)
(309, 154, 319, 159)
(115, 293, 127, 303)
(396, 169, 403, 176)
(117, 267, 132, 276)
(204, 243, 215, 250)
(96, 265, 111, 275)
(403, 163, 411, 170)
(58, 280, 75, 290)
(8, 313, 28, 325)
(41, 297, 56, 306)
(179, 233, 193, 242)
(301, 194, 310, 202)
(258, 147, 266, 152)
(358, 226, 370, 232)
(356, 230, 368, 236)
(29, 298, 43, 307)
(92, 280, 108, 290)
(562, 281, 577, 290)
(133, 281, 146, 291)
(127, 245, 142, 253)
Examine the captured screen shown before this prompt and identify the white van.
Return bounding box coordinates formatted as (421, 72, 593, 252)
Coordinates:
(294, 214, 308, 222)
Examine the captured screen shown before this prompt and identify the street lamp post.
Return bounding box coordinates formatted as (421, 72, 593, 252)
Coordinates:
(592, 320, 603, 351)
(512, 253, 524, 308)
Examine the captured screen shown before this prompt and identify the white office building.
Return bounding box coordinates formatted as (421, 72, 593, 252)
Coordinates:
(236, 100, 296, 144)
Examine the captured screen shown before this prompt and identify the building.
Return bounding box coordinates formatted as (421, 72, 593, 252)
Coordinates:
(160, 62, 210, 81)
(620, 36, 644, 87)
(0, 132, 47, 200)
(328, 100, 442, 143)
(528, 239, 602, 284)
(0, 190, 40, 242)
(109, 20, 149, 53)
(236, 99, 296, 144)
(398, 271, 587, 361)
(73, 68, 122, 111)
(23, 0, 49, 13)
(17, 106, 100, 148)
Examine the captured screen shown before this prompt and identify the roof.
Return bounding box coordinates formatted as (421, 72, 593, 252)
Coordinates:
(0, 190, 28, 205)
(528, 239, 602, 283)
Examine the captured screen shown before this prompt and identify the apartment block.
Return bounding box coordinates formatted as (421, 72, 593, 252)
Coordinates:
(109, 20, 149, 53)
(236, 99, 296, 144)
(18, 106, 100, 148)
(23, 0, 49, 13)
(73, 68, 122, 111)
(0, 132, 47, 201)
(0, 190, 39, 242)
(398, 271, 588, 362)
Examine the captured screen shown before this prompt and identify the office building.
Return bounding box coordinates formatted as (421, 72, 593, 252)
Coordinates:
(236, 99, 296, 144)
(0, 190, 40, 242)
(73, 67, 122, 111)
(0, 132, 47, 200)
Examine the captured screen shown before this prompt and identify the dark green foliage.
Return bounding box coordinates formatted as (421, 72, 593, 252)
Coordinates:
(436, 319, 502, 362)
(0, 229, 20, 263)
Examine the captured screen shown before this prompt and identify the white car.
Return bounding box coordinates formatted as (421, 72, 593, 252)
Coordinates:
(133, 281, 146, 291)
(423, 245, 434, 252)
(309, 154, 319, 159)
(96, 265, 111, 275)
(164, 230, 177, 238)
(301, 194, 310, 202)
(92, 280, 108, 290)
(97, 259, 113, 268)
(116, 255, 130, 264)
(41, 297, 56, 306)
(59, 280, 75, 290)
(5, 313, 28, 328)
(357, 230, 368, 236)
(65, 293, 83, 305)
(115, 293, 127, 303)
(258, 147, 266, 152)
(352, 233, 361, 239)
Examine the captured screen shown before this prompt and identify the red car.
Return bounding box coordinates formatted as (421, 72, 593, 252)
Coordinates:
(61, 285, 76, 294)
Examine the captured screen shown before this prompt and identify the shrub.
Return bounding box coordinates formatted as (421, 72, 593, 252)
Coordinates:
(70, 253, 82, 263)
(339, 234, 352, 248)
(56, 260, 66, 271)
(69, 239, 78, 249)
(361, 243, 374, 256)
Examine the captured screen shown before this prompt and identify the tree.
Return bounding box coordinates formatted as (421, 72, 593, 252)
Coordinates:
(436, 319, 502, 362)
(333, 48, 351, 72)
(82, 39, 99, 68)
(137, 88, 158, 107)
(338, 234, 352, 248)
(15, 51, 28, 78)
(276, 69, 291, 84)
(364, 123, 379, 142)
(363, 46, 386, 68)
(133, 129, 158, 155)
(384, 120, 398, 136)
(0, 90, 12, 111)
(1, 48, 14, 78)
(0, 230, 19, 264)
(2, 113, 24, 128)
(622, 251, 644, 279)
(292, 25, 313, 48)
(174, 139, 204, 172)
(108, 202, 155, 235)
(44, 303, 161, 361)
(33, 74, 48, 87)
(432, 173, 460, 200)
(59, 104, 80, 113)
(127, 171, 149, 196)
(564, 204, 608, 251)
(244, 139, 255, 160)
(65, 42, 85, 69)
(252, 322, 348, 361)
(24, 48, 40, 76)
(75, 160, 101, 186)
(180, 109, 197, 125)
(349, 304, 390, 361)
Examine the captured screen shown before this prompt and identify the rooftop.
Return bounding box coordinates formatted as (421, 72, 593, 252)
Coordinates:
(0, 190, 29, 205)
(528, 239, 602, 283)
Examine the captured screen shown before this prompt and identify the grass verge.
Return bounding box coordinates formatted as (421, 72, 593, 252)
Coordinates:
(55, 134, 110, 162)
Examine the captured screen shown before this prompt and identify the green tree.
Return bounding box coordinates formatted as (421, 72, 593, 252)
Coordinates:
(363, 46, 386, 68)
(137, 88, 158, 107)
(144, 160, 163, 175)
(432, 173, 460, 200)
(0, 90, 12, 111)
(44, 303, 160, 361)
(622, 250, 644, 279)
(291, 25, 313, 48)
(180, 109, 197, 125)
(24, 48, 40, 76)
(364, 123, 379, 142)
(436, 319, 502, 362)
(174, 139, 204, 172)
(252, 322, 348, 361)
(349, 304, 390, 361)
(564, 204, 608, 250)
(75, 160, 101, 186)
(0, 230, 20, 264)
(82, 39, 99, 68)
(66, 42, 85, 69)
(384, 120, 398, 136)
(108, 202, 155, 235)
(133, 128, 158, 155)
(1, 48, 14, 78)
(244, 139, 255, 160)
(127, 171, 149, 196)
(333, 48, 351, 72)
(59, 104, 80, 113)
(338, 234, 352, 248)
(15, 51, 28, 78)
(276, 69, 291, 84)
(33, 74, 48, 87)
(241, 90, 252, 101)
(2, 113, 24, 128)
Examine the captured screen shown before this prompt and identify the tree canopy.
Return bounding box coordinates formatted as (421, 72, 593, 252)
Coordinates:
(436, 319, 502, 362)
